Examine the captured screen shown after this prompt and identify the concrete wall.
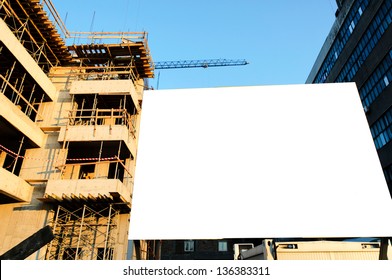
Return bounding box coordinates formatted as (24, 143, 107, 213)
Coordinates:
(0, 182, 53, 259)
(19, 146, 67, 181)
(70, 80, 141, 112)
(36, 92, 73, 128)
(115, 214, 131, 259)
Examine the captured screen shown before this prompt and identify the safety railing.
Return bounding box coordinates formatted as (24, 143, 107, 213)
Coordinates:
(57, 157, 133, 186)
(67, 108, 137, 139)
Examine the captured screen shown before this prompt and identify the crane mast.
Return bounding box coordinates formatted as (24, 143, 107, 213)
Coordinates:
(154, 59, 249, 69)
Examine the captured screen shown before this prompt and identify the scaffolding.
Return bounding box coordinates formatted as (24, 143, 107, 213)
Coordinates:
(0, 0, 71, 72)
(45, 204, 118, 260)
(0, 0, 153, 76)
(0, 59, 46, 123)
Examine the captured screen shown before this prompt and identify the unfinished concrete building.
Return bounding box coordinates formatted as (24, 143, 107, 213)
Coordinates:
(0, 0, 153, 259)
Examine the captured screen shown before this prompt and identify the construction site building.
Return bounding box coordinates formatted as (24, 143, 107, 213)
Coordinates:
(0, 0, 153, 259)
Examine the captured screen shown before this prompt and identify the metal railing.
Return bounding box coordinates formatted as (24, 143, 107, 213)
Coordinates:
(48, 63, 142, 94)
(57, 157, 133, 187)
(67, 108, 137, 139)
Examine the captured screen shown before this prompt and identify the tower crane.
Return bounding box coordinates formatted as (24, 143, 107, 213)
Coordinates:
(154, 59, 249, 69)
(152, 59, 249, 89)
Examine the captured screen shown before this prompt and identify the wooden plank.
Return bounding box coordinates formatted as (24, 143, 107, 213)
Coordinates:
(87, 194, 97, 202)
(79, 194, 88, 203)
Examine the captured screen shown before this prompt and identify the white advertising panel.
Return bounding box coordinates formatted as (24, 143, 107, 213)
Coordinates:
(129, 83, 392, 239)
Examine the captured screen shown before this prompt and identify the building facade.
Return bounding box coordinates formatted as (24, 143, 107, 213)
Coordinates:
(160, 239, 262, 260)
(0, 0, 153, 259)
(307, 0, 392, 197)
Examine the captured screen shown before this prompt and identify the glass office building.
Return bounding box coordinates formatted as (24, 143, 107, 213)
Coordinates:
(307, 0, 392, 197)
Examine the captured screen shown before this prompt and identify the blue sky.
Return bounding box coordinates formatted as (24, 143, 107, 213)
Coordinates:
(51, 0, 337, 89)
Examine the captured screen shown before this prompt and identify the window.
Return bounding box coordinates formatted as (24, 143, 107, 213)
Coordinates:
(314, 0, 370, 83)
(349, 20, 355, 33)
(371, 109, 392, 149)
(184, 240, 194, 252)
(384, 75, 390, 86)
(359, 53, 392, 108)
(218, 241, 228, 252)
(336, 1, 392, 83)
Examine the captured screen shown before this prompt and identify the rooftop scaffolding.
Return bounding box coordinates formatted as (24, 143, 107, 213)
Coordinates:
(0, 0, 154, 77)
(0, 0, 72, 71)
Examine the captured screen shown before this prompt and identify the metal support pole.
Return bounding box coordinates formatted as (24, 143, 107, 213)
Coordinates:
(2, 61, 16, 96)
(75, 205, 86, 260)
(79, 99, 85, 122)
(70, 94, 75, 110)
(12, 78, 19, 104)
(1, 69, 9, 92)
(95, 141, 103, 179)
(37, 93, 44, 122)
(35, 43, 45, 63)
(26, 84, 36, 115)
(11, 136, 24, 174)
(90, 215, 99, 260)
(17, 73, 26, 104)
(110, 108, 113, 124)
(103, 205, 113, 260)
(115, 141, 122, 179)
(45, 206, 61, 260)
(123, 95, 127, 125)
(17, 19, 28, 41)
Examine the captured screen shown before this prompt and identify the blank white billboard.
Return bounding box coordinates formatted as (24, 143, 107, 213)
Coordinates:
(129, 83, 392, 240)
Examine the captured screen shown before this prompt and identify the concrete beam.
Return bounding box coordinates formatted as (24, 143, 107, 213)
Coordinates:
(0, 94, 46, 147)
(0, 168, 33, 202)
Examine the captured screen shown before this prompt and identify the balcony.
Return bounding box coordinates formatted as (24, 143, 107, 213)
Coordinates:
(0, 167, 33, 203)
(58, 108, 138, 157)
(40, 159, 133, 213)
(45, 178, 131, 203)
